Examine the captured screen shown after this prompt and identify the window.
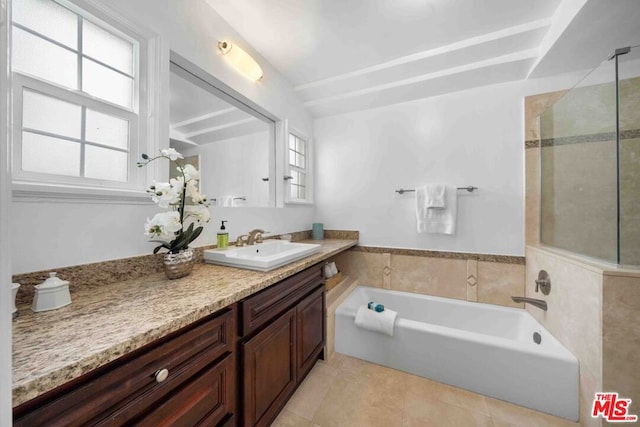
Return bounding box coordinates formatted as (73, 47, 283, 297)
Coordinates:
(11, 0, 146, 191)
(286, 131, 312, 203)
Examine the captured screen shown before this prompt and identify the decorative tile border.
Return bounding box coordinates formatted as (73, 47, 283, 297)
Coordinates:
(525, 129, 640, 149)
(352, 246, 525, 264)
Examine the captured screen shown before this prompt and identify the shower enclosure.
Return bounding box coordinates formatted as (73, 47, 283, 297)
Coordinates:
(539, 45, 640, 267)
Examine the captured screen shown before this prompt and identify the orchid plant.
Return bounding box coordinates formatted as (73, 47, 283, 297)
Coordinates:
(138, 148, 211, 254)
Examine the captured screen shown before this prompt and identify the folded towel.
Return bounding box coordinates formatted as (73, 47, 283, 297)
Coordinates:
(219, 196, 234, 207)
(355, 304, 398, 336)
(416, 185, 457, 234)
(425, 184, 446, 209)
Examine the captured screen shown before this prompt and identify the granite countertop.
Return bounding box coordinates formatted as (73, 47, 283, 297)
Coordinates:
(12, 239, 357, 407)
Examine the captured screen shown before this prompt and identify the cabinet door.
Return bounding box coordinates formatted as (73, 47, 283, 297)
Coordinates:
(296, 286, 325, 379)
(242, 307, 296, 427)
(136, 353, 235, 427)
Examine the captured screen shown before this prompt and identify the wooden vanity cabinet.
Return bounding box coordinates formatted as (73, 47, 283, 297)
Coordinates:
(13, 306, 237, 427)
(239, 266, 325, 427)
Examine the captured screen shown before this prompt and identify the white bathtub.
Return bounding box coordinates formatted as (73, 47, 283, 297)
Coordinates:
(335, 286, 579, 421)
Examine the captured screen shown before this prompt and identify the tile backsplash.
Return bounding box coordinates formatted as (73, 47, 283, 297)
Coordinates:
(333, 246, 525, 308)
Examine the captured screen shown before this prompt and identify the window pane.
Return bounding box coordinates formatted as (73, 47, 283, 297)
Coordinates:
(298, 185, 306, 200)
(86, 109, 129, 150)
(289, 150, 296, 166)
(83, 19, 133, 75)
(23, 90, 81, 138)
(289, 134, 296, 150)
(290, 184, 298, 200)
(22, 131, 80, 176)
(296, 139, 306, 155)
(83, 58, 133, 108)
(12, 27, 78, 89)
(298, 172, 306, 186)
(296, 153, 305, 169)
(13, 0, 77, 49)
(85, 145, 128, 181)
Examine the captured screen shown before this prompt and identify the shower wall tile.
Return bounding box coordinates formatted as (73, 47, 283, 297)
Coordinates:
(524, 91, 567, 142)
(477, 262, 524, 308)
(333, 250, 384, 288)
(603, 274, 640, 410)
(525, 246, 603, 427)
(466, 260, 478, 302)
(620, 137, 640, 265)
(525, 147, 540, 246)
(390, 255, 467, 300)
(334, 249, 526, 306)
(383, 253, 392, 290)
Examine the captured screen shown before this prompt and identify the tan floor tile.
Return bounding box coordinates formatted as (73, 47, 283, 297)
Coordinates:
(272, 409, 313, 427)
(406, 374, 490, 416)
(352, 406, 404, 427)
(285, 363, 339, 420)
(311, 371, 368, 426)
(486, 396, 579, 427)
(403, 393, 493, 427)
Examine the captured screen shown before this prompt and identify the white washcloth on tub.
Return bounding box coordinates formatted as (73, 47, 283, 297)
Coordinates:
(416, 184, 457, 234)
(354, 305, 398, 336)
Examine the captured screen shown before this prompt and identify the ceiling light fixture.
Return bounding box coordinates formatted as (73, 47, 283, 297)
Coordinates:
(218, 40, 263, 82)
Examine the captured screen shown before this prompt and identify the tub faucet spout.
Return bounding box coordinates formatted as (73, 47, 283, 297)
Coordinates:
(511, 296, 547, 311)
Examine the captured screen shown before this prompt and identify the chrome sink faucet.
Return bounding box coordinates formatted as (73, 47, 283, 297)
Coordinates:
(511, 296, 548, 311)
(246, 229, 265, 245)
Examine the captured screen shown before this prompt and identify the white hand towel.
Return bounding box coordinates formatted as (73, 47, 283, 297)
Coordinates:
(220, 196, 233, 207)
(425, 184, 446, 209)
(416, 185, 457, 234)
(354, 305, 398, 336)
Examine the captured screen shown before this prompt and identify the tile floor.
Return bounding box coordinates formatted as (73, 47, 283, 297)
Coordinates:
(272, 353, 580, 427)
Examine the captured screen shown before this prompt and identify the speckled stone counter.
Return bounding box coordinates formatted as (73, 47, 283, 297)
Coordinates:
(12, 239, 357, 407)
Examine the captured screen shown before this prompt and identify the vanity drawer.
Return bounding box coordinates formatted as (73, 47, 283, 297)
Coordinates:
(135, 353, 235, 426)
(240, 266, 323, 337)
(14, 306, 235, 426)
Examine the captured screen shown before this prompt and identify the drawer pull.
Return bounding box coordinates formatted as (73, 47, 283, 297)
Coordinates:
(154, 368, 169, 383)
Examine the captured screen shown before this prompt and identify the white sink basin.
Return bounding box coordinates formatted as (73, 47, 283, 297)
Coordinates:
(204, 240, 322, 271)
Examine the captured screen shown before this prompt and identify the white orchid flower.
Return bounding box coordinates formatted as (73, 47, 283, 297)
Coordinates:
(190, 190, 210, 206)
(149, 181, 180, 208)
(144, 211, 182, 240)
(184, 205, 211, 223)
(181, 164, 200, 181)
(160, 148, 184, 161)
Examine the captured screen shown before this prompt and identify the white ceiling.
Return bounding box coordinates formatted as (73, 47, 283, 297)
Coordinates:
(169, 67, 269, 151)
(206, 0, 640, 117)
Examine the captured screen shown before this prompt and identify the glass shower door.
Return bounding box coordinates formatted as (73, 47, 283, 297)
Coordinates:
(539, 59, 618, 263)
(618, 46, 640, 266)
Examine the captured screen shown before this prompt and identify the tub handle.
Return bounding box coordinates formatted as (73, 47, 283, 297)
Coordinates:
(535, 270, 551, 295)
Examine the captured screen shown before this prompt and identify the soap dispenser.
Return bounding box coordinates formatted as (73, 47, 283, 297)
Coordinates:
(217, 220, 229, 249)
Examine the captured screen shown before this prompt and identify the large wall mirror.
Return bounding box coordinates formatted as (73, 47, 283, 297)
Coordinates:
(169, 57, 275, 207)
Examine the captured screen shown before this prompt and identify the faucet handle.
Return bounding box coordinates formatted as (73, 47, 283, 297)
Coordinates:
(255, 231, 270, 244)
(535, 270, 551, 295)
(235, 235, 248, 247)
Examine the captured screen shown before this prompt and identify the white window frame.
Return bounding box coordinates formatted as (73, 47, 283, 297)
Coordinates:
(284, 127, 313, 205)
(10, 0, 159, 203)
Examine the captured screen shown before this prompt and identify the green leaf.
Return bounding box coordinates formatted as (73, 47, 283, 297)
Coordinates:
(141, 153, 149, 159)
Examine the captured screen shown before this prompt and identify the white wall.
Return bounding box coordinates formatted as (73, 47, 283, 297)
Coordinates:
(195, 131, 271, 207)
(315, 72, 591, 256)
(11, 0, 316, 274)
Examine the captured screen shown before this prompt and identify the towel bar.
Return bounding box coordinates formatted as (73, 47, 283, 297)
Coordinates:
(395, 186, 478, 195)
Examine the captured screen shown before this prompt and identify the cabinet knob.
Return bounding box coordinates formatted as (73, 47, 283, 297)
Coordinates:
(154, 368, 169, 383)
